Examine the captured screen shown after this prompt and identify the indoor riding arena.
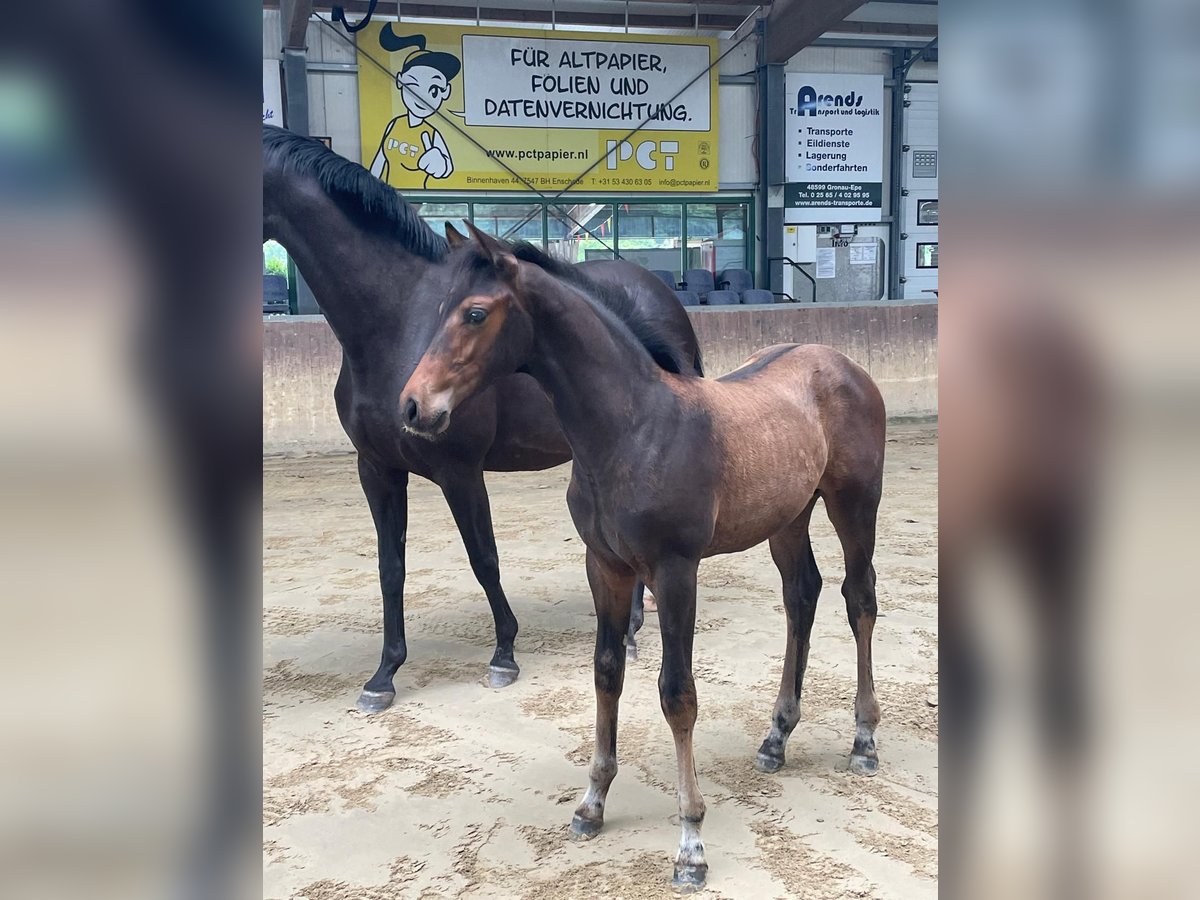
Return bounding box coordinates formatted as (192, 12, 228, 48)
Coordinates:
(264, 2, 938, 897)
(264, 305, 938, 899)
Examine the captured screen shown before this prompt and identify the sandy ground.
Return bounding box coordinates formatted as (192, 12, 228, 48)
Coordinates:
(263, 425, 938, 899)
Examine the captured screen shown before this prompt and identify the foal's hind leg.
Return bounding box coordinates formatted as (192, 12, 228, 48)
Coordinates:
(824, 481, 884, 775)
(571, 550, 635, 840)
(756, 493, 822, 773)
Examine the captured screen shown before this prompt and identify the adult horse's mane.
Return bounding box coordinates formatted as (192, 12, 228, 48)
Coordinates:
(507, 242, 695, 376)
(262, 125, 448, 262)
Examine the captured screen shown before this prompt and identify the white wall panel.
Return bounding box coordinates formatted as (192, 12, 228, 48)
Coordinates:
(318, 74, 362, 163)
(718, 83, 756, 186)
(263, 9, 280, 58)
(785, 46, 891, 76)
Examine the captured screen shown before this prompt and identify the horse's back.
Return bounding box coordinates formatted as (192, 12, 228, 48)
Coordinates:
(715, 343, 886, 493)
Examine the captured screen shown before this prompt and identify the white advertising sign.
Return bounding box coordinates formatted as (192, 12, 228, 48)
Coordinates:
(263, 60, 283, 125)
(785, 73, 885, 222)
(461, 34, 711, 131)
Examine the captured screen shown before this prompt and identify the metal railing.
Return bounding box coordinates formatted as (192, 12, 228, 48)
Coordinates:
(767, 257, 817, 303)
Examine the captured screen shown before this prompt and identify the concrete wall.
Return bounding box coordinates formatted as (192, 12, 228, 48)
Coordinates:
(263, 301, 937, 453)
(689, 301, 938, 416)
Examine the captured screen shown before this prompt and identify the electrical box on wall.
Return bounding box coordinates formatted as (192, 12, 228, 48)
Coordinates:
(783, 225, 816, 263)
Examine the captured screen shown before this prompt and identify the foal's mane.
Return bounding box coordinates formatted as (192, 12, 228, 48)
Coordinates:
(506, 242, 692, 376)
(262, 125, 448, 263)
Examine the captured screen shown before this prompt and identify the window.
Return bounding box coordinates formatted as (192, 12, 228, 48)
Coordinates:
(263, 240, 291, 314)
(916, 242, 938, 268)
(686, 202, 748, 274)
(616, 202, 681, 280)
(548, 203, 614, 262)
(399, 197, 752, 290)
(473, 203, 543, 244)
(412, 202, 469, 239)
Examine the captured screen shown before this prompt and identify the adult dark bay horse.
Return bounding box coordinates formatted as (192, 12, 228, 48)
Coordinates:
(262, 126, 700, 711)
(400, 225, 886, 889)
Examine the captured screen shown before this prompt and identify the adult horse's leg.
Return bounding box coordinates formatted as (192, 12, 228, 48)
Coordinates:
(570, 550, 635, 839)
(357, 459, 409, 713)
(625, 581, 646, 661)
(441, 470, 521, 687)
(653, 556, 708, 890)
(756, 493, 822, 773)
(825, 480, 884, 775)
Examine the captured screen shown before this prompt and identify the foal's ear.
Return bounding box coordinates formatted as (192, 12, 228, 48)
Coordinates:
(444, 222, 468, 247)
(464, 220, 520, 285)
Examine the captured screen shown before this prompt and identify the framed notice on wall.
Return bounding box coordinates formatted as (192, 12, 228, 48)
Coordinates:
(784, 73, 885, 222)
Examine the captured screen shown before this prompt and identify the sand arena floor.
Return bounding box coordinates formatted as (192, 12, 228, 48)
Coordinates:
(264, 425, 938, 899)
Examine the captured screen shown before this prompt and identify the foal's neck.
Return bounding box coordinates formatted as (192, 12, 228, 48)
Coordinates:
(523, 271, 677, 472)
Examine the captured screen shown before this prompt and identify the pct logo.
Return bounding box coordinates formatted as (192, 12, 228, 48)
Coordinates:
(388, 139, 420, 157)
(605, 139, 680, 171)
(795, 85, 864, 116)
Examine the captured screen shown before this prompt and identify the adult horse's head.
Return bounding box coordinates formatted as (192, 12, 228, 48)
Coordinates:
(400, 222, 533, 438)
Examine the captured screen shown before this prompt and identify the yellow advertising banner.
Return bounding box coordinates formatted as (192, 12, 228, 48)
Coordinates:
(356, 21, 718, 192)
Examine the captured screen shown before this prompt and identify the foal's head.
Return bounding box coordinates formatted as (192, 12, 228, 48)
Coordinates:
(401, 223, 534, 438)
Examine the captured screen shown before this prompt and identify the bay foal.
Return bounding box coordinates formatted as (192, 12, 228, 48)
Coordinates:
(401, 226, 886, 889)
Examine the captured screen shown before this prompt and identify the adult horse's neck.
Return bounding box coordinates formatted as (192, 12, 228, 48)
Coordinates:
(262, 163, 444, 355)
(520, 266, 679, 473)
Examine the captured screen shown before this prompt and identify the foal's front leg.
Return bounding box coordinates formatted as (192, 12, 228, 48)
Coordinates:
(653, 557, 707, 890)
(570, 550, 635, 839)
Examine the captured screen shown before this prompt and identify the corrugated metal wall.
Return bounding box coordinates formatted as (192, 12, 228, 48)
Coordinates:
(263, 10, 361, 162)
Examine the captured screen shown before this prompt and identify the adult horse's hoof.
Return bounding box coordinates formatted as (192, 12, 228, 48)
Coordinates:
(569, 815, 603, 841)
(485, 664, 520, 689)
(356, 690, 396, 714)
(755, 750, 784, 774)
(849, 753, 878, 776)
(672, 862, 708, 892)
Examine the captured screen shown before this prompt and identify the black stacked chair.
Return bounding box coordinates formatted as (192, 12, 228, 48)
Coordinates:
(740, 288, 775, 305)
(650, 269, 678, 289)
(718, 268, 753, 294)
(705, 290, 739, 306)
(681, 268, 716, 301)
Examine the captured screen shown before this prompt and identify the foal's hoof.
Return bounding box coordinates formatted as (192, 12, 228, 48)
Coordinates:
(672, 862, 708, 892)
(485, 664, 520, 689)
(626, 642, 639, 662)
(569, 815, 603, 841)
(755, 750, 785, 774)
(849, 753, 879, 776)
(355, 690, 396, 714)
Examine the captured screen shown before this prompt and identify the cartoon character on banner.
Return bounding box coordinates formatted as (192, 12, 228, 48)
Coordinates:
(370, 26, 460, 187)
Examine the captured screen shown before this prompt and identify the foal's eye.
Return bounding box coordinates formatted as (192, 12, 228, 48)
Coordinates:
(465, 307, 488, 325)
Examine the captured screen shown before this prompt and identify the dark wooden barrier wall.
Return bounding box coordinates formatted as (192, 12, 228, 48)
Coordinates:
(264, 302, 938, 453)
